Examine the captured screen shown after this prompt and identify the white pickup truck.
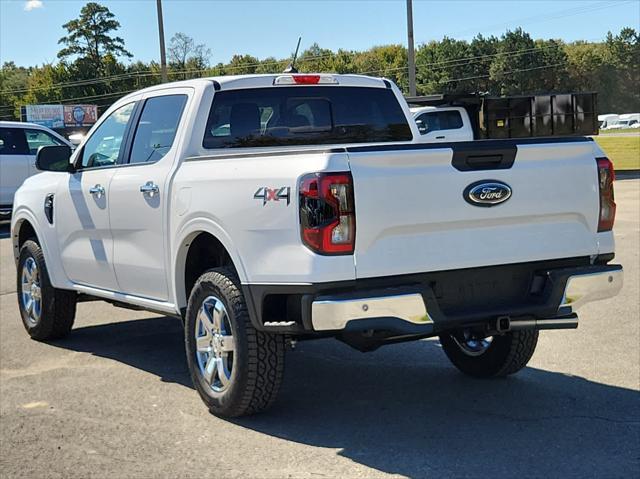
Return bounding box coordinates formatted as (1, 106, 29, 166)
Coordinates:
(11, 74, 623, 417)
(411, 105, 474, 142)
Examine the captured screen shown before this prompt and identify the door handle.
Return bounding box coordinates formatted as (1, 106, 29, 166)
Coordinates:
(140, 181, 159, 197)
(89, 184, 105, 198)
(436, 136, 446, 139)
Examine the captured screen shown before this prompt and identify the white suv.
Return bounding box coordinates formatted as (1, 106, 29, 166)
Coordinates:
(0, 121, 72, 221)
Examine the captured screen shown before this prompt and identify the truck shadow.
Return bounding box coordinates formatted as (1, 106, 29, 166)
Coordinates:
(51, 315, 193, 388)
(52, 316, 639, 478)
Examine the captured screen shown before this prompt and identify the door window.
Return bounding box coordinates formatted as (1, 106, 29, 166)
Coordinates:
(0, 128, 29, 155)
(24, 129, 65, 155)
(129, 95, 187, 164)
(416, 110, 464, 134)
(79, 102, 135, 169)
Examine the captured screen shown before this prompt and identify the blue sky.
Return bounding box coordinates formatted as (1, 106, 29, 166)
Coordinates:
(1, 0, 639, 67)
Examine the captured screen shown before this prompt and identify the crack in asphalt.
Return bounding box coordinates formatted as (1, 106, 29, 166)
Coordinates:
(471, 409, 640, 424)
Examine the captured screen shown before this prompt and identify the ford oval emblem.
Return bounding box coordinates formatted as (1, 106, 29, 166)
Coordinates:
(464, 180, 512, 207)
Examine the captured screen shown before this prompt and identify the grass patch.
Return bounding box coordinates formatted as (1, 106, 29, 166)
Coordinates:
(594, 135, 640, 170)
(599, 128, 639, 135)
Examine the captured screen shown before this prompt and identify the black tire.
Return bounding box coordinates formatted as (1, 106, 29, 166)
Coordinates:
(439, 330, 539, 378)
(185, 268, 285, 417)
(17, 240, 77, 341)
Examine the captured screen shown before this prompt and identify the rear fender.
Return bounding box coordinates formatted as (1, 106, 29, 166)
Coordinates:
(172, 217, 248, 310)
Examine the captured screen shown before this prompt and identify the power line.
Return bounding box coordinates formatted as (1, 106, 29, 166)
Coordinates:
(359, 42, 568, 76)
(1, 0, 630, 98)
(0, 51, 341, 96)
(7, 40, 565, 98)
(0, 16, 614, 98)
(439, 0, 632, 39)
(0, 70, 146, 96)
(440, 62, 569, 85)
(1, 61, 572, 115)
(0, 42, 569, 102)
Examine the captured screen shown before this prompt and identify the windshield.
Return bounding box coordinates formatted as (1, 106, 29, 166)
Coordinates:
(202, 86, 412, 148)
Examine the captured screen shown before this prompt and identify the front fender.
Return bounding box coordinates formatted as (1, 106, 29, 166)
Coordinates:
(11, 206, 73, 290)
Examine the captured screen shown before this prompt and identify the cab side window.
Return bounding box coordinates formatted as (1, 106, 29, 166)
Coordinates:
(129, 95, 187, 164)
(79, 102, 135, 169)
(0, 128, 29, 155)
(24, 129, 64, 155)
(416, 110, 464, 134)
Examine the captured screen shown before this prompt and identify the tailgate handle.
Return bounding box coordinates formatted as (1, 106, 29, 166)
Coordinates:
(466, 154, 503, 166)
(451, 144, 517, 171)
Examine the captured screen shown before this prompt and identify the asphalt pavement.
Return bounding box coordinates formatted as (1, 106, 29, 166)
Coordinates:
(1, 180, 638, 478)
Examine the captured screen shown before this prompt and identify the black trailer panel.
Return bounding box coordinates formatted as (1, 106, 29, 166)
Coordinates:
(484, 92, 598, 139)
(406, 92, 598, 139)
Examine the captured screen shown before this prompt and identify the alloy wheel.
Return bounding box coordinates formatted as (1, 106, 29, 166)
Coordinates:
(20, 257, 42, 326)
(194, 295, 236, 392)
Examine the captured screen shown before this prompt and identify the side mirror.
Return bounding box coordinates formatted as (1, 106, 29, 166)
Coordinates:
(35, 145, 73, 172)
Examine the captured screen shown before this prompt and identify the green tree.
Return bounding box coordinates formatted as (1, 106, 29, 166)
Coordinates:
(168, 32, 211, 78)
(58, 2, 132, 75)
(415, 37, 470, 94)
(255, 57, 287, 74)
(467, 34, 499, 92)
(489, 28, 541, 94)
(331, 49, 358, 74)
(225, 54, 260, 75)
(296, 43, 335, 72)
(604, 28, 640, 112)
(0, 62, 30, 120)
(530, 39, 569, 93)
(354, 45, 408, 91)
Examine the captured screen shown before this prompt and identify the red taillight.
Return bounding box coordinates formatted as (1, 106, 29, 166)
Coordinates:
(299, 172, 355, 255)
(293, 75, 320, 84)
(596, 157, 616, 232)
(273, 74, 339, 85)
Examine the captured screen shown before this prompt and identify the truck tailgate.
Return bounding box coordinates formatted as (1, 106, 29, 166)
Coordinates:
(347, 138, 601, 279)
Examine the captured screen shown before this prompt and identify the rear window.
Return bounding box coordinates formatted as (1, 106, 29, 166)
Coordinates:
(203, 86, 412, 149)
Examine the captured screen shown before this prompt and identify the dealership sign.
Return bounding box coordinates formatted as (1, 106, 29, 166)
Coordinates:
(25, 104, 98, 128)
(25, 105, 64, 129)
(63, 105, 98, 127)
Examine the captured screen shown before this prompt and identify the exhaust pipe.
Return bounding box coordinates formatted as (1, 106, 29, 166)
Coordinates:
(509, 315, 578, 331)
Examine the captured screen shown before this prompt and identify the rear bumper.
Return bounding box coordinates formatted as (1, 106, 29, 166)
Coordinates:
(310, 265, 623, 333)
(242, 257, 623, 335)
(311, 292, 431, 331)
(560, 268, 623, 311)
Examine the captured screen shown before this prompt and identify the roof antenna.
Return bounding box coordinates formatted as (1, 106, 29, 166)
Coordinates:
(283, 37, 302, 73)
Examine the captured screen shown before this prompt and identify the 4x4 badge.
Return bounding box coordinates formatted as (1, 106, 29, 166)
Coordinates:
(254, 187, 291, 206)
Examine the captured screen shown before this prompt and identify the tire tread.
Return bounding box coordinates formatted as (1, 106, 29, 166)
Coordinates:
(186, 268, 285, 417)
(17, 240, 76, 341)
(440, 329, 538, 378)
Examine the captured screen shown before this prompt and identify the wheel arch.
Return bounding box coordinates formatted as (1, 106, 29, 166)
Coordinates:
(11, 208, 72, 290)
(11, 212, 42, 264)
(173, 221, 248, 311)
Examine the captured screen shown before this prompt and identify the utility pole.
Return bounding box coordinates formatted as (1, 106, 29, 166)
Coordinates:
(406, 0, 416, 96)
(156, 0, 168, 83)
